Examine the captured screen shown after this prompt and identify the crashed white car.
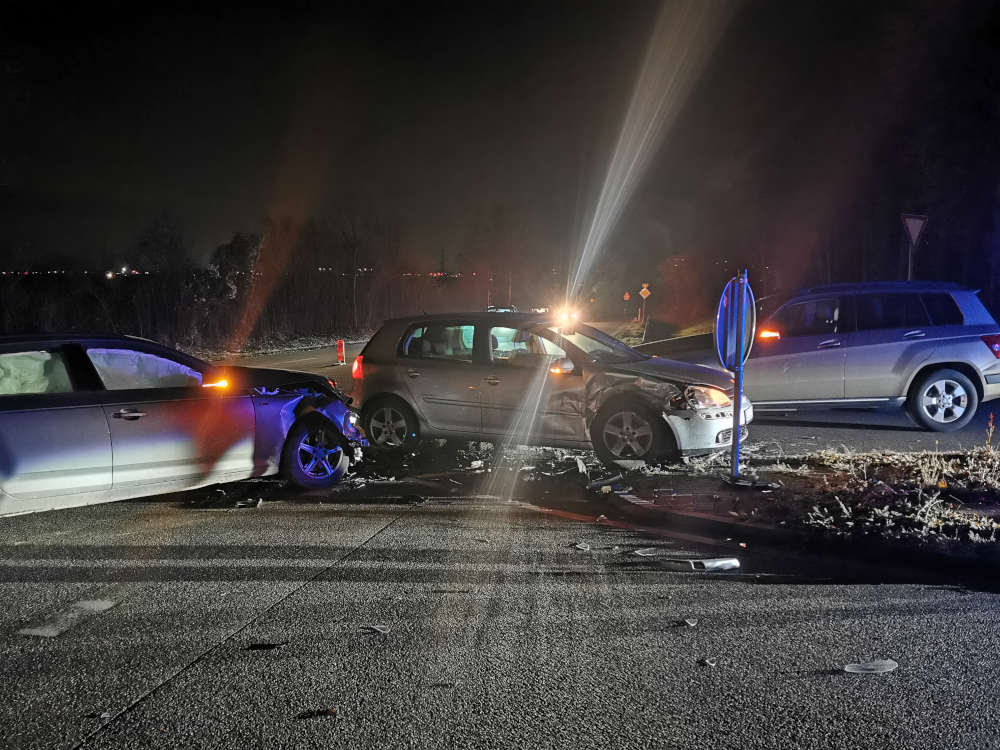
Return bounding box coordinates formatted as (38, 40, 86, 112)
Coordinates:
(351, 313, 751, 463)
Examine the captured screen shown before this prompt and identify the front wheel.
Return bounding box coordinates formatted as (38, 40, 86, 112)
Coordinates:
(282, 418, 350, 489)
(907, 368, 979, 432)
(362, 397, 419, 452)
(590, 399, 675, 465)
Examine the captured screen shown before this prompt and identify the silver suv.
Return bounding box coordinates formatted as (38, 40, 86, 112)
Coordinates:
(642, 281, 1000, 432)
(351, 313, 752, 463)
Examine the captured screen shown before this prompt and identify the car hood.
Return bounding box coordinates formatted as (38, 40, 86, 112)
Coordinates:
(604, 357, 733, 392)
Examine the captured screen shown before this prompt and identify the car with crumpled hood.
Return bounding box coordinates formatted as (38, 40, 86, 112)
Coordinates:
(351, 312, 751, 463)
(0, 334, 366, 516)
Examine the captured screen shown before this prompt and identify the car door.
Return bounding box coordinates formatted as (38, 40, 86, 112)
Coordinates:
(83, 345, 255, 492)
(0, 345, 113, 515)
(396, 322, 483, 432)
(481, 325, 585, 442)
(746, 296, 850, 404)
(844, 292, 936, 399)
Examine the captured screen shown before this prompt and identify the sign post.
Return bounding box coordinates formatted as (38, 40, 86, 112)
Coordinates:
(900, 213, 927, 281)
(714, 269, 755, 481)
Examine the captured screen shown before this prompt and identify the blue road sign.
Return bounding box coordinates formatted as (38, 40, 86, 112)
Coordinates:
(714, 273, 756, 371)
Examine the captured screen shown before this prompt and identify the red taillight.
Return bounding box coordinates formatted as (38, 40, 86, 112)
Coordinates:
(352, 355, 364, 378)
(983, 335, 1000, 358)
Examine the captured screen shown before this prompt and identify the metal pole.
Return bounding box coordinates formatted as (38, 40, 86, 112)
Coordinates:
(907, 241, 914, 281)
(729, 270, 746, 480)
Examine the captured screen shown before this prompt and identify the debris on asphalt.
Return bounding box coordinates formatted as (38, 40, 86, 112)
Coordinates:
(683, 618, 698, 627)
(235, 499, 256, 508)
(690, 558, 740, 572)
(843, 659, 898, 674)
(84, 712, 113, 720)
(587, 473, 624, 491)
(600, 485, 613, 495)
(576, 457, 588, 477)
(573, 541, 591, 551)
(633, 547, 658, 557)
(699, 657, 718, 668)
(359, 624, 390, 635)
(256, 498, 264, 508)
(296, 707, 339, 720)
(469, 459, 484, 469)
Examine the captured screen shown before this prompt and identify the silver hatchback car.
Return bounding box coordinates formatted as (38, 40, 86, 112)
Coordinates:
(639, 281, 1000, 432)
(351, 313, 752, 463)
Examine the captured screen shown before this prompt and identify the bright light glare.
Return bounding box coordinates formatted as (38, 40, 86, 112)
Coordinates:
(567, 0, 732, 299)
(202, 378, 229, 389)
(758, 329, 781, 341)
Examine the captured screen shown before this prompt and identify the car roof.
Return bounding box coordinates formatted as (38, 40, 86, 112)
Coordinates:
(0, 332, 160, 346)
(795, 281, 970, 295)
(382, 311, 554, 326)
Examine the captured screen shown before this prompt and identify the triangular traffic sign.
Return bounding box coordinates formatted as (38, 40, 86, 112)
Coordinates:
(901, 213, 927, 247)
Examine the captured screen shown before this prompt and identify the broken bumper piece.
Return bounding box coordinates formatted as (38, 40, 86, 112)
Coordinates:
(667, 398, 753, 456)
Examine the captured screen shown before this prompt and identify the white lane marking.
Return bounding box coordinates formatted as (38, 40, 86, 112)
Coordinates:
(18, 598, 117, 638)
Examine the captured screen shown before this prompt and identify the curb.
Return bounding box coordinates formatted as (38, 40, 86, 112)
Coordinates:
(605, 487, 1000, 578)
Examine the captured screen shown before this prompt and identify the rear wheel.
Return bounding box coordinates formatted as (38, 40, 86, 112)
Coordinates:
(282, 417, 350, 490)
(590, 399, 675, 465)
(362, 397, 419, 452)
(907, 368, 978, 432)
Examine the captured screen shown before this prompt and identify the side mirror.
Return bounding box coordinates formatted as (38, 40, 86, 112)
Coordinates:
(549, 357, 575, 375)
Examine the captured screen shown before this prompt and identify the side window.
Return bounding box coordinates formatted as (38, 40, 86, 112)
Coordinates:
(855, 294, 929, 331)
(921, 293, 964, 326)
(0, 350, 74, 395)
(772, 298, 840, 337)
(489, 327, 566, 367)
(400, 324, 474, 362)
(86, 348, 203, 390)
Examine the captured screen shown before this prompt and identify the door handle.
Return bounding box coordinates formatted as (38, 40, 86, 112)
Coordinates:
(817, 339, 841, 349)
(484, 375, 501, 386)
(406, 368, 421, 378)
(903, 330, 926, 339)
(112, 409, 148, 420)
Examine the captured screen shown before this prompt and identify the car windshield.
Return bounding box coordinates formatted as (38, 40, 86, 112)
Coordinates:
(544, 324, 646, 364)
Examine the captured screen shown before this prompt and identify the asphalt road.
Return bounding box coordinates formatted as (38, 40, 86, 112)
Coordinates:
(3, 466, 1000, 750)
(229, 343, 995, 455)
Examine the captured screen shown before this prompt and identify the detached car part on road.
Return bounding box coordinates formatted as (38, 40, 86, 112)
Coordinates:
(351, 313, 751, 464)
(637, 281, 1000, 432)
(0, 334, 366, 516)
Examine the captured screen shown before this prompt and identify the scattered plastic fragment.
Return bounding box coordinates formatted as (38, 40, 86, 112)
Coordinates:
(576, 457, 588, 476)
(256, 498, 264, 508)
(84, 711, 112, 720)
(843, 659, 898, 674)
(360, 624, 390, 635)
(573, 541, 591, 551)
(469, 460, 484, 469)
(699, 657, 718, 668)
(600, 485, 612, 495)
(296, 707, 339, 720)
(683, 618, 698, 627)
(633, 547, 658, 557)
(235, 499, 256, 508)
(690, 558, 740, 571)
(595, 514, 608, 522)
(587, 474, 624, 490)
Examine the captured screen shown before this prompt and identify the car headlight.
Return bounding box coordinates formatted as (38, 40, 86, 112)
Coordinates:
(348, 411, 359, 426)
(684, 385, 732, 409)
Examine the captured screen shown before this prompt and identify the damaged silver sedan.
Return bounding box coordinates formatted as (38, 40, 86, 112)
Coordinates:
(0, 334, 366, 516)
(352, 313, 752, 463)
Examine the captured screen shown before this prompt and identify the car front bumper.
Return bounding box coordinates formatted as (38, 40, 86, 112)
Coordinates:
(665, 398, 754, 457)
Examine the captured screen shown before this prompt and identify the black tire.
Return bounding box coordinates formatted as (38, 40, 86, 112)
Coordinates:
(361, 396, 420, 452)
(282, 417, 350, 490)
(906, 368, 979, 432)
(590, 398, 676, 465)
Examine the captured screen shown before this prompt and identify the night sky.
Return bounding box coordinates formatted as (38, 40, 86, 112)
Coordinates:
(3, 0, 999, 295)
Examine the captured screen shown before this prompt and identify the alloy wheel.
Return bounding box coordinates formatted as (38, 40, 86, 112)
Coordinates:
(369, 406, 408, 447)
(296, 426, 344, 478)
(921, 379, 968, 424)
(602, 410, 654, 458)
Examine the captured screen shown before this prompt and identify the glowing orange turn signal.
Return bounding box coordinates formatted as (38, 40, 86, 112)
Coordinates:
(758, 329, 781, 341)
(202, 378, 229, 389)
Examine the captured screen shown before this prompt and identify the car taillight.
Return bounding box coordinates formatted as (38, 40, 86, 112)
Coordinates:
(983, 335, 1000, 358)
(352, 355, 364, 378)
